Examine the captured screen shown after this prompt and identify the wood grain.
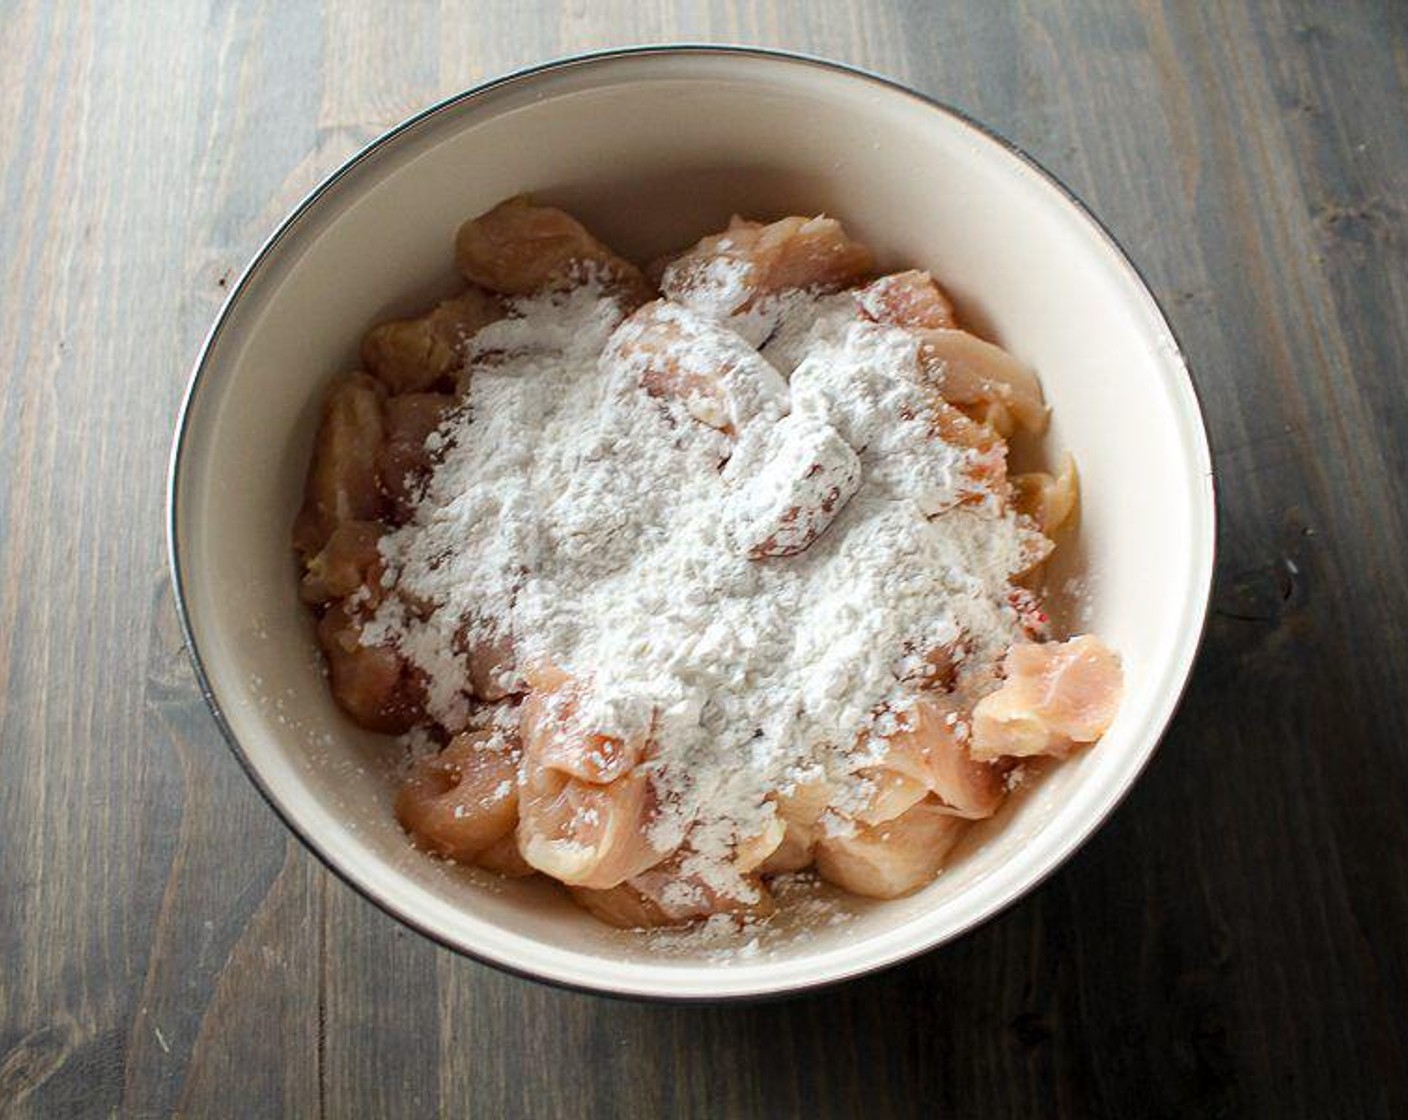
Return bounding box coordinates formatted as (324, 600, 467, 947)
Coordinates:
(2, 1, 1406, 1116)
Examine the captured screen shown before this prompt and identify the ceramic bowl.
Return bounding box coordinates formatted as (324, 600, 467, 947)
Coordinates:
(169, 47, 1215, 999)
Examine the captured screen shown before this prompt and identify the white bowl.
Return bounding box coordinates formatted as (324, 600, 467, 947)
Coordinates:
(169, 47, 1214, 999)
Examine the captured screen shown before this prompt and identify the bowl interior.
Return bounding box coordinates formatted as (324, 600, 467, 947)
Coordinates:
(172, 50, 1213, 998)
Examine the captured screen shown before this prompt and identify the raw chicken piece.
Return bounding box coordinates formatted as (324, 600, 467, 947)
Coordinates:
(857, 270, 957, 330)
(724, 413, 862, 558)
(917, 328, 1048, 435)
(454, 195, 651, 302)
(852, 767, 929, 827)
(519, 664, 646, 785)
(815, 798, 968, 899)
(292, 373, 387, 556)
(928, 393, 1003, 452)
(731, 816, 788, 874)
(926, 395, 1010, 504)
(970, 636, 1123, 761)
(476, 833, 536, 877)
(514, 664, 668, 889)
(629, 859, 776, 923)
(315, 601, 425, 734)
(897, 638, 966, 692)
(461, 627, 521, 702)
(604, 300, 788, 434)
(1012, 519, 1057, 583)
(376, 392, 456, 522)
(660, 214, 875, 316)
(757, 830, 814, 876)
(872, 695, 1005, 819)
(1011, 454, 1080, 536)
(568, 881, 675, 929)
(361, 288, 503, 394)
(570, 852, 775, 929)
(516, 761, 668, 890)
(395, 729, 520, 862)
(969, 400, 1017, 439)
(1006, 587, 1052, 641)
(299, 520, 384, 606)
(757, 779, 833, 874)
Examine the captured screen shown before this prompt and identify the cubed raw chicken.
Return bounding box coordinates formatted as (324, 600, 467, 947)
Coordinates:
(733, 816, 788, 873)
(1011, 454, 1080, 535)
(917, 328, 1048, 435)
(926, 395, 1011, 503)
(897, 638, 966, 692)
(515, 666, 669, 889)
(757, 779, 833, 874)
(856, 270, 957, 330)
(461, 627, 520, 702)
(292, 373, 387, 556)
(603, 300, 788, 434)
(377, 392, 456, 522)
(852, 767, 930, 827)
(519, 664, 646, 784)
(1013, 519, 1057, 583)
(361, 288, 503, 394)
(516, 761, 668, 890)
(570, 854, 775, 929)
(315, 601, 425, 734)
(568, 881, 675, 929)
(454, 195, 652, 302)
(1007, 587, 1052, 641)
(815, 799, 968, 899)
(724, 413, 862, 558)
(659, 214, 875, 316)
(475, 832, 536, 877)
(970, 636, 1123, 761)
(395, 729, 520, 862)
(872, 695, 1005, 819)
(299, 520, 384, 606)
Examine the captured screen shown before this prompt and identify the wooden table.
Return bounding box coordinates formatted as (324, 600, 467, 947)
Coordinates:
(3, 2, 1406, 1116)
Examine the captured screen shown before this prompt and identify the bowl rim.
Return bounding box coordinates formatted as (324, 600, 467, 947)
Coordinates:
(167, 43, 1217, 1002)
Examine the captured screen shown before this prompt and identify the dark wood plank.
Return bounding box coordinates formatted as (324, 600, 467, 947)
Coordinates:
(0, 4, 326, 1116)
(1, 1, 1406, 1117)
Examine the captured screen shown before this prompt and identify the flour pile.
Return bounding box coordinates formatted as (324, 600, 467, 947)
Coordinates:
(365, 280, 1035, 870)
